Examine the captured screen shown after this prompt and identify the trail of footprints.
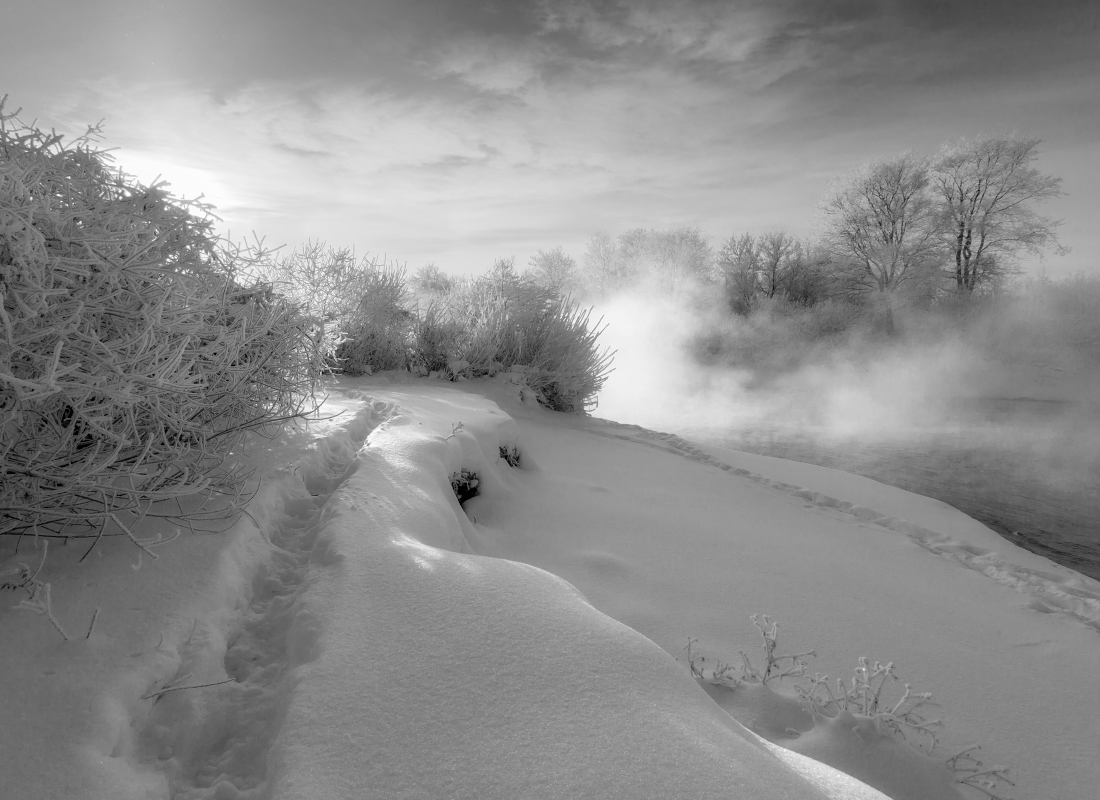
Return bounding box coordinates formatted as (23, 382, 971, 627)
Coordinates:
(139, 399, 393, 800)
(593, 419, 1100, 634)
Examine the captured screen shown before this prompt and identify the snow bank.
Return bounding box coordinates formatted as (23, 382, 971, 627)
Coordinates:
(260, 388, 880, 799)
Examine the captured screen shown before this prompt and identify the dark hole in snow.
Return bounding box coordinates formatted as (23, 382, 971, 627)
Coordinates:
(499, 445, 521, 468)
(450, 469, 479, 505)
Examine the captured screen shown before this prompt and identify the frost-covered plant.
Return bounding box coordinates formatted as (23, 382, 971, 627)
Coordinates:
(948, 746, 1015, 800)
(336, 261, 411, 374)
(499, 444, 521, 468)
(682, 616, 815, 688)
(439, 271, 615, 412)
(2, 540, 100, 640)
(244, 241, 360, 368)
(252, 249, 614, 411)
(0, 98, 323, 546)
(683, 637, 742, 686)
(247, 242, 413, 374)
(450, 469, 479, 505)
(797, 658, 942, 750)
(684, 615, 1014, 799)
(409, 300, 462, 374)
(739, 614, 816, 684)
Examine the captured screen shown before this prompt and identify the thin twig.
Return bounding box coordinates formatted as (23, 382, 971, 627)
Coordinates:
(141, 678, 234, 701)
(85, 607, 100, 639)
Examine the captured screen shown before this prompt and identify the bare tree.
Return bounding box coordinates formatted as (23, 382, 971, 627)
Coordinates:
(486, 256, 521, 294)
(717, 233, 760, 315)
(660, 226, 715, 291)
(411, 262, 454, 296)
(620, 225, 713, 295)
(757, 229, 797, 299)
(932, 135, 1065, 293)
(581, 231, 629, 298)
(580, 226, 713, 298)
(779, 240, 832, 307)
(528, 245, 579, 295)
(823, 152, 942, 331)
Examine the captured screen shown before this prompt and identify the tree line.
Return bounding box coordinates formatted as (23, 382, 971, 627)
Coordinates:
(426, 135, 1065, 335)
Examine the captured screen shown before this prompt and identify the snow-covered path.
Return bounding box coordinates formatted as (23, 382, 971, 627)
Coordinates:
(3, 377, 1098, 799)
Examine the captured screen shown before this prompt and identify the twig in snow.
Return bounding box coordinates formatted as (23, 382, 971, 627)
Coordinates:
(15, 581, 71, 641)
(85, 607, 100, 639)
(949, 746, 1015, 799)
(141, 675, 234, 701)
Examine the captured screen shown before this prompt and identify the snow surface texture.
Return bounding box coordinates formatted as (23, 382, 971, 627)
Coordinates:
(2, 376, 1098, 799)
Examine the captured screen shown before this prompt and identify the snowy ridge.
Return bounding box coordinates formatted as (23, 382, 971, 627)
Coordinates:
(587, 419, 1100, 633)
(251, 387, 885, 800)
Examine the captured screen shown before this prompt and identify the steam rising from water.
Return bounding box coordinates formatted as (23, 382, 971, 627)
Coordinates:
(593, 278, 1050, 436)
(592, 277, 1100, 579)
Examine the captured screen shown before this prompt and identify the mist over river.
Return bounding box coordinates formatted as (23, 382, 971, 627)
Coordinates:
(684, 398, 1100, 582)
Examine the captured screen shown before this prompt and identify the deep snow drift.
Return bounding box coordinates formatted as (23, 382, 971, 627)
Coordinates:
(2, 376, 1098, 799)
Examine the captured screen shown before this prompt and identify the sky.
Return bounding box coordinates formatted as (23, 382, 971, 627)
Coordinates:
(3, 0, 1098, 278)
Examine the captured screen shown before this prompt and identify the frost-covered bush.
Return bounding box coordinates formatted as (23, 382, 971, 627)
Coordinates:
(442, 271, 615, 412)
(250, 243, 412, 375)
(0, 98, 322, 543)
(336, 262, 411, 375)
(245, 241, 359, 368)
(408, 300, 462, 375)
(249, 246, 613, 410)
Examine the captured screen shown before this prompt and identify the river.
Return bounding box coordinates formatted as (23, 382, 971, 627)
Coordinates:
(683, 398, 1100, 582)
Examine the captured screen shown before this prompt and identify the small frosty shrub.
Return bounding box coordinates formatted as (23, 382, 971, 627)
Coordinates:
(740, 614, 817, 684)
(683, 614, 814, 688)
(948, 746, 1015, 800)
(0, 98, 323, 545)
(450, 469, 479, 505)
(797, 658, 942, 751)
(684, 615, 1015, 800)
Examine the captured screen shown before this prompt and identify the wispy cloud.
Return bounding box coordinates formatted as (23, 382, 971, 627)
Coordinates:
(4, 0, 1096, 275)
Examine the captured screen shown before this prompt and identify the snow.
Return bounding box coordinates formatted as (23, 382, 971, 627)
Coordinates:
(3, 376, 1098, 799)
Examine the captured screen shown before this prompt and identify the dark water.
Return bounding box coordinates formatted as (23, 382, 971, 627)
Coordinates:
(689, 398, 1100, 582)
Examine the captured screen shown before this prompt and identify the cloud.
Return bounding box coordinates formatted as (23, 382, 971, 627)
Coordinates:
(5, 0, 1095, 276)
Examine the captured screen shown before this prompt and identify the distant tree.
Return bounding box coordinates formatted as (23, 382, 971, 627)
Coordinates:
(932, 135, 1065, 294)
(411, 263, 454, 295)
(615, 226, 714, 295)
(654, 225, 714, 292)
(757, 229, 797, 299)
(528, 246, 579, 295)
(614, 228, 659, 288)
(486, 256, 521, 294)
(822, 152, 942, 332)
(779, 240, 833, 307)
(581, 231, 628, 298)
(717, 232, 760, 315)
